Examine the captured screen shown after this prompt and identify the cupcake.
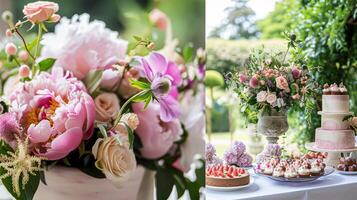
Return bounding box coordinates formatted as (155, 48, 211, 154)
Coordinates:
(284, 167, 298, 178)
(330, 83, 340, 95)
(298, 166, 311, 178)
(311, 163, 322, 176)
(349, 164, 357, 172)
(322, 84, 331, 95)
(264, 164, 274, 176)
(339, 83, 348, 95)
(337, 164, 346, 171)
(273, 166, 285, 177)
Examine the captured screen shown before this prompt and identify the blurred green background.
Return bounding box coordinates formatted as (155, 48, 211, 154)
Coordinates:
(1, 0, 205, 49)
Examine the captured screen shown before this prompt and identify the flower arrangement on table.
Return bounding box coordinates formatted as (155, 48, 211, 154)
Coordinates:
(0, 1, 205, 200)
(229, 34, 316, 119)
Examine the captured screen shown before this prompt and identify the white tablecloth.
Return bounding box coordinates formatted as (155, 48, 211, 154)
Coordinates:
(206, 170, 357, 200)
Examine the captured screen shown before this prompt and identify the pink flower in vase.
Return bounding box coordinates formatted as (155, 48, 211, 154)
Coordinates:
(276, 75, 290, 92)
(23, 1, 59, 24)
(8, 68, 95, 160)
(138, 52, 182, 121)
(266, 93, 277, 105)
(249, 76, 259, 88)
(132, 102, 183, 159)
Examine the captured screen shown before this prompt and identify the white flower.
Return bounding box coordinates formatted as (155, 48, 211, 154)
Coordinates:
(276, 98, 286, 108)
(256, 91, 267, 102)
(40, 13, 128, 79)
(266, 93, 277, 105)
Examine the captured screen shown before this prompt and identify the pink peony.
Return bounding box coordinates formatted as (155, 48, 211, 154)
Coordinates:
(23, 1, 59, 24)
(276, 75, 290, 92)
(249, 76, 259, 88)
(40, 14, 128, 79)
(8, 67, 95, 160)
(132, 102, 182, 159)
(149, 9, 168, 31)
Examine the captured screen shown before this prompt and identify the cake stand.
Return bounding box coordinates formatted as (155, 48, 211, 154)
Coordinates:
(305, 143, 357, 167)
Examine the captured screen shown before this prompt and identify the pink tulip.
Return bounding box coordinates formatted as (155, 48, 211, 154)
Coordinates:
(133, 102, 182, 159)
(9, 68, 95, 160)
(249, 76, 259, 88)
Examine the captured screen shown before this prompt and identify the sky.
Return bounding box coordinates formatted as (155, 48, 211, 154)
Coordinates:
(206, 0, 279, 37)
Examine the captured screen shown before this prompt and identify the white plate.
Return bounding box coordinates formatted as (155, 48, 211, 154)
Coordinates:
(206, 177, 254, 191)
(336, 170, 357, 175)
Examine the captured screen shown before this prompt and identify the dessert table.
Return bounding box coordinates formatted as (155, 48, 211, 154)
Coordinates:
(205, 170, 357, 200)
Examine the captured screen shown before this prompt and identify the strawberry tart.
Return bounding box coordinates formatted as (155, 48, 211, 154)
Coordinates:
(206, 164, 250, 187)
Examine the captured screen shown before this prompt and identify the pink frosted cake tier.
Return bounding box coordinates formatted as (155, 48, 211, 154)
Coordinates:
(315, 128, 355, 149)
(322, 95, 349, 113)
(318, 112, 352, 130)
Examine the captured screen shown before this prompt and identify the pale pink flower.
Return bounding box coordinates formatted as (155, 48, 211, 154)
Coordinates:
(5, 43, 17, 56)
(94, 93, 120, 122)
(239, 74, 247, 83)
(19, 65, 30, 78)
(100, 67, 124, 90)
(256, 91, 267, 102)
(8, 67, 95, 160)
(266, 93, 277, 105)
(40, 14, 128, 79)
(5, 29, 12, 37)
(23, 1, 59, 24)
(276, 75, 290, 92)
(292, 93, 301, 100)
(0, 113, 20, 149)
(18, 50, 29, 61)
(149, 9, 168, 31)
(133, 102, 183, 159)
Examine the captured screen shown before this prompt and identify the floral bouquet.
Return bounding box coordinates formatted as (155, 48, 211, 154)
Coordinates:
(229, 34, 316, 120)
(0, 2, 205, 200)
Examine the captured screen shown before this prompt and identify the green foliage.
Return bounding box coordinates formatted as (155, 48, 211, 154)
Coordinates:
(205, 70, 224, 88)
(289, 0, 357, 148)
(83, 70, 103, 94)
(38, 58, 56, 72)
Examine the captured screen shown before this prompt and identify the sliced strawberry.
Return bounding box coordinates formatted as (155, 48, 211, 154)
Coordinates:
(233, 168, 239, 176)
(224, 165, 229, 171)
(226, 173, 233, 178)
(228, 166, 234, 174)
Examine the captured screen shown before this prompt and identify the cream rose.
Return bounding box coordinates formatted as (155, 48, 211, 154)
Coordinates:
(114, 113, 139, 135)
(92, 136, 136, 186)
(256, 91, 268, 102)
(94, 93, 120, 122)
(23, 1, 59, 24)
(266, 93, 277, 105)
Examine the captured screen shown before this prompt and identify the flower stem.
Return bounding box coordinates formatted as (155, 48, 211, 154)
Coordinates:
(14, 29, 36, 61)
(34, 24, 42, 59)
(282, 44, 290, 64)
(111, 89, 150, 130)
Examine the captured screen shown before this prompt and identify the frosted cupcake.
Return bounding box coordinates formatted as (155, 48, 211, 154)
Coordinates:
(273, 166, 285, 177)
(311, 163, 322, 176)
(298, 165, 311, 178)
(284, 167, 298, 178)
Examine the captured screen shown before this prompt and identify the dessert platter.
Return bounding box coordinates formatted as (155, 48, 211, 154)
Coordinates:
(336, 157, 357, 175)
(254, 153, 334, 182)
(206, 164, 254, 191)
(306, 83, 357, 167)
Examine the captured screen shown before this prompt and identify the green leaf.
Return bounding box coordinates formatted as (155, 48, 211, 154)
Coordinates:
(133, 35, 142, 41)
(38, 58, 56, 72)
(132, 90, 153, 103)
(0, 141, 41, 200)
(155, 169, 175, 200)
(84, 70, 103, 94)
(39, 171, 47, 185)
(129, 79, 151, 90)
(97, 124, 108, 138)
(124, 123, 134, 149)
(183, 43, 194, 63)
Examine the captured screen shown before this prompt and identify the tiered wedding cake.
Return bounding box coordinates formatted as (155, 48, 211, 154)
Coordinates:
(315, 83, 355, 149)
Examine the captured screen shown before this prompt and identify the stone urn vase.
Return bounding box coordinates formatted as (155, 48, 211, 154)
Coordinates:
(256, 110, 288, 162)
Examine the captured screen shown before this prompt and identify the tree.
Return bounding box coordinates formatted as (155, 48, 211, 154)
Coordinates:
(209, 0, 258, 39)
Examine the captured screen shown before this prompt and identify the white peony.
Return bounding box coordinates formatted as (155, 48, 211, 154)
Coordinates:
(40, 13, 128, 79)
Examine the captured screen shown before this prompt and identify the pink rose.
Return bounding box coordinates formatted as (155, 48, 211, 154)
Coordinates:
(276, 76, 290, 92)
(100, 68, 123, 90)
(266, 93, 277, 105)
(256, 91, 267, 102)
(292, 93, 301, 100)
(23, 1, 59, 24)
(94, 93, 120, 122)
(249, 76, 259, 88)
(291, 67, 301, 79)
(149, 9, 168, 30)
(239, 74, 247, 83)
(133, 102, 183, 159)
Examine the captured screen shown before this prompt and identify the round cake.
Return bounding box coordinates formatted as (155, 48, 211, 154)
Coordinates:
(315, 128, 355, 149)
(320, 112, 351, 130)
(206, 164, 250, 187)
(322, 95, 349, 113)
